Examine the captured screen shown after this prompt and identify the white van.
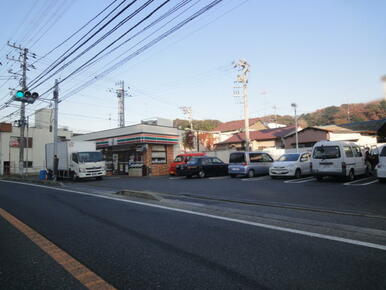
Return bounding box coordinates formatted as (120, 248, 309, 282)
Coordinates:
(311, 141, 368, 181)
(376, 145, 386, 183)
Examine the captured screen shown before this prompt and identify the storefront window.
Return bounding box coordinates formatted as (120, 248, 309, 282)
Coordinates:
(152, 145, 167, 164)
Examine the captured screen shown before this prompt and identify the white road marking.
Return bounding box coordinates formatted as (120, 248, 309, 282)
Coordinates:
(169, 177, 185, 180)
(345, 180, 379, 186)
(241, 176, 270, 181)
(343, 177, 374, 186)
(208, 176, 229, 180)
(284, 176, 314, 184)
(1, 179, 386, 251)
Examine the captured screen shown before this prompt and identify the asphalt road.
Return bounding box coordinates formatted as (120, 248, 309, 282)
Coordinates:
(1, 180, 386, 289)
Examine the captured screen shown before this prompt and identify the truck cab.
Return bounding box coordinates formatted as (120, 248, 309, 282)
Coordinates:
(70, 151, 106, 180)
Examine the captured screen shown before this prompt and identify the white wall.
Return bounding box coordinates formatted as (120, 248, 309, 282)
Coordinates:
(0, 126, 72, 175)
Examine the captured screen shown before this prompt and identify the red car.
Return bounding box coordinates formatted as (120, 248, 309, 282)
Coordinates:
(169, 153, 206, 175)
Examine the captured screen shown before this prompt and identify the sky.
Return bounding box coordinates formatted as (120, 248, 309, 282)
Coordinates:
(0, 0, 385, 133)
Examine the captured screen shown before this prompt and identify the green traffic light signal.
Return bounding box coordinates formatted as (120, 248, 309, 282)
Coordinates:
(15, 90, 24, 99)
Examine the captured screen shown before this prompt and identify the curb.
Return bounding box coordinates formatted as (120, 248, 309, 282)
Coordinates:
(0, 177, 61, 187)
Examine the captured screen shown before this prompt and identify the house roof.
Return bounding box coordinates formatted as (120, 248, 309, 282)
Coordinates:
(213, 117, 264, 132)
(217, 126, 296, 144)
(338, 119, 386, 133)
(283, 125, 355, 139)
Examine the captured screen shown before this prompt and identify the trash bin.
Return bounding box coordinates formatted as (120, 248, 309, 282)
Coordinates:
(39, 170, 47, 180)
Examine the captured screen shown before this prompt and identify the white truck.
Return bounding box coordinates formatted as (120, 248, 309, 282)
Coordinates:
(45, 141, 106, 181)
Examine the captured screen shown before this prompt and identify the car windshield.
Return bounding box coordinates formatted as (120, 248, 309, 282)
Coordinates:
(229, 153, 246, 163)
(278, 154, 300, 161)
(380, 147, 386, 157)
(78, 152, 103, 162)
(174, 155, 184, 162)
(187, 157, 200, 165)
(313, 146, 341, 159)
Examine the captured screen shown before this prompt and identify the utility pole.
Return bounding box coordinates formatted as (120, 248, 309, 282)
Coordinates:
(234, 60, 250, 151)
(291, 103, 299, 152)
(381, 75, 386, 101)
(7, 42, 29, 175)
(53, 79, 59, 181)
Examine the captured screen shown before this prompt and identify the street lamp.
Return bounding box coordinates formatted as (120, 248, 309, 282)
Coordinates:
(291, 103, 298, 152)
(382, 75, 386, 101)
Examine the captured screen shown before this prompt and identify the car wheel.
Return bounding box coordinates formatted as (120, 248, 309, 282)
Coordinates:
(247, 170, 254, 178)
(271, 176, 277, 179)
(378, 178, 386, 183)
(295, 169, 301, 179)
(198, 170, 206, 178)
(316, 175, 323, 181)
(347, 169, 355, 181)
(230, 174, 237, 178)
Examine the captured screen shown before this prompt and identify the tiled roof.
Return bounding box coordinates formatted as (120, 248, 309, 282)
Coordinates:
(213, 117, 263, 132)
(218, 126, 296, 144)
(338, 119, 386, 133)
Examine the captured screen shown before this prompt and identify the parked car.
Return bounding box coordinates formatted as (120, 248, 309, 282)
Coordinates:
(176, 156, 228, 178)
(228, 151, 274, 178)
(376, 145, 386, 183)
(269, 152, 311, 179)
(169, 153, 206, 175)
(311, 141, 368, 181)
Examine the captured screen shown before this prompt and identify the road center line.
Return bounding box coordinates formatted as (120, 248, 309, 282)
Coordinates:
(0, 207, 116, 290)
(1, 179, 386, 252)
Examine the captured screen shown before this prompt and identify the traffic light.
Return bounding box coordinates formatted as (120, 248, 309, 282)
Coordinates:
(14, 90, 39, 103)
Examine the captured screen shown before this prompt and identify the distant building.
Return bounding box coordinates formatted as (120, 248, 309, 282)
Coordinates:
(72, 118, 181, 176)
(215, 126, 297, 151)
(338, 119, 386, 143)
(0, 109, 73, 175)
(283, 124, 378, 149)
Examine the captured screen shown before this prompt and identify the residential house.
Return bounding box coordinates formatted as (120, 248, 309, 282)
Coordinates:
(339, 119, 386, 143)
(283, 125, 378, 149)
(215, 126, 297, 151)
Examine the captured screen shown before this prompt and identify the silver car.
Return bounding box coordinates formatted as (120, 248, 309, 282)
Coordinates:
(228, 151, 274, 178)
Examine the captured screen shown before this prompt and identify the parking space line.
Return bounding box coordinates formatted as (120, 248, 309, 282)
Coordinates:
(284, 177, 314, 184)
(208, 176, 229, 180)
(241, 176, 271, 181)
(345, 180, 379, 186)
(343, 177, 374, 186)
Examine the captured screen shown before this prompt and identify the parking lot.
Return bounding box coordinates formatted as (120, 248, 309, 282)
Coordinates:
(63, 173, 385, 218)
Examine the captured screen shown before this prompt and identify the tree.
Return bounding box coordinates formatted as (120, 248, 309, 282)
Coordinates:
(182, 130, 195, 150)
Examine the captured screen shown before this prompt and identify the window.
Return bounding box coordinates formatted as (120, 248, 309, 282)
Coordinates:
(380, 146, 386, 157)
(201, 158, 212, 165)
(152, 145, 167, 164)
(229, 153, 245, 163)
(300, 153, 310, 162)
(278, 154, 300, 162)
(249, 153, 263, 163)
(261, 153, 273, 162)
(343, 146, 354, 158)
(72, 153, 78, 163)
(352, 146, 363, 157)
(211, 157, 223, 164)
(174, 155, 184, 162)
(313, 146, 341, 159)
(23, 161, 33, 168)
(78, 152, 103, 162)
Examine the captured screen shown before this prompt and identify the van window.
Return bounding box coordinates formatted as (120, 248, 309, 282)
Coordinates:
(174, 155, 184, 162)
(249, 153, 263, 163)
(261, 153, 274, 162)
(380, 147, 386, 157)
(352, 146, 363, 157)
(343, 146, 354, 158)
(229, 153, 246, 163)
(313, 146, 341, 159)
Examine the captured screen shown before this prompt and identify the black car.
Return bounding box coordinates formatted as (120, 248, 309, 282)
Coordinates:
(176, 156, 228, 178)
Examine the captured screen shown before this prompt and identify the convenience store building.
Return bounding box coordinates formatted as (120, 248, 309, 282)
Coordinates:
(72, 119, 181, 176)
